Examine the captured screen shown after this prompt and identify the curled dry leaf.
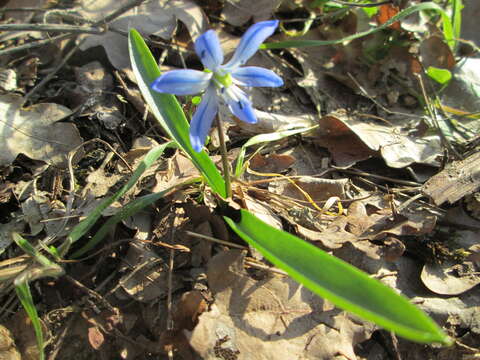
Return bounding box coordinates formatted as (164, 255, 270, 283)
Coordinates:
(421, 230, 480, 296)
(317, 109, 442, 168)
(421, 261, 480, 296)
(0, 94, 83, 167)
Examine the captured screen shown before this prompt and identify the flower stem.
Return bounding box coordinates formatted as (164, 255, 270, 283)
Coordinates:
(215, 115, 232, 198)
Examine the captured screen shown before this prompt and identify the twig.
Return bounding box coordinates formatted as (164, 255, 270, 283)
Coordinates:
(0, 7, 50, 13)
(0, 33, 74, 57)
(0, 23, 104, 34)
(185, 231, 247, 250)
(326, 0, 393, 7)
(19, 0, 147, 103)
(22, 37, 85, 104)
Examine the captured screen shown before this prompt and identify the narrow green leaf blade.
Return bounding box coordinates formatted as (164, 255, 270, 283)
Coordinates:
(128, 29, 226, 198)
(64, 143, 173, 256)
(71, 188, 173, 258)
(14, 282, 45, 360)
(224, 210, 452, 345)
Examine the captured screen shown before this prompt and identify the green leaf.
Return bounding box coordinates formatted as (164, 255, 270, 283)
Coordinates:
(262, 2, 454, 50)
(62, 143, 174, 256)
(224, 209, 452, 345)
(427, 66, 452, 84)
(15, 282, 45, 360)
(71, 185, 182, 258)
(128, 29, 227, 198)
(451, 0, 463, 43)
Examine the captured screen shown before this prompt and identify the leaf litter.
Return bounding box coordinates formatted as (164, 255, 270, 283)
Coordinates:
(1, 0, 480, 359)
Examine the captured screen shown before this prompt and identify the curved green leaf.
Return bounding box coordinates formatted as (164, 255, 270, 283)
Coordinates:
(128, 29, 227, 198)
(224, 209, 452, 345)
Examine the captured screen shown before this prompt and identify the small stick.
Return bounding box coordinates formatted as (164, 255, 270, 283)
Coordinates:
(0, 33, 74, 57)
(0, 23, 104, 34)
(215, 115, 232, 198)
(185, 230, 246, 249)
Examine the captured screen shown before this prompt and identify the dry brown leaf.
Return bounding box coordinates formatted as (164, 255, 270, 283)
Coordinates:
(221, 0, 282, 26)
(0, 94, 83, 167)
(118, 243, 182, 302)
(419, 36, 456, 70)
(421, 261, 480, 296)
(79, 0, 208, 70)
(319, 109, 442, 168)
(187, 250, 375, 360)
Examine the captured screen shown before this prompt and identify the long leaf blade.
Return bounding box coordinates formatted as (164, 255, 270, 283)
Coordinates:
(63, 143, 173, 256)
(128, 29, 227, 198)
(224, 209, 452, 345)
(15, 282, 45, 360)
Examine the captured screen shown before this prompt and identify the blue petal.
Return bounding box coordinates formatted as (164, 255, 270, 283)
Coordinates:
(195, 30, 224, 71)
(231, 66, 283, 87)
(223, 85, 257, 124)
(151, 70, 211, 95)
(190, 86, 219, 152)
(223, 20, 279, 70)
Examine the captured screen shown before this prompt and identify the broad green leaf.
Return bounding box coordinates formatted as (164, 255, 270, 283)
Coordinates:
(62, 143, 173, 256)
(128, 29, 227, 198)
(224, 209, 452, 345)
(427, 66, 452, 84)
(262, 3, 454, 50)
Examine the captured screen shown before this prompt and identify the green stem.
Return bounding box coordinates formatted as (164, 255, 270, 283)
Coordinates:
(215, 115, 232, 198)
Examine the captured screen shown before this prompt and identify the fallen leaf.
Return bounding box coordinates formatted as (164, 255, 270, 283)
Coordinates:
(376, 4, 401, 30)
(319, 109, 442, 168)
(419, 36, 456, 70)
(0, 324, 21, 360)
(118, 242, 182, 302)
(87, 326, 105, 350)
(421, 260, 480, 296)
(188, 250, 375, 360)
(221, 0, 282, 26)
(0, 94, 83, 167)
(79, 0, 208, 71)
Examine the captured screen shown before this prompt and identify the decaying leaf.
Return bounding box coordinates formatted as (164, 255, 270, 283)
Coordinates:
(318, 109, 442, 168)
(79, 0, 208, 70)
(118, 242, 182, 302)
(0, 94, 83, 167)
(0, 324, 21, 360)
(421, 261, 480, 296)
(187, 250, 376, 360)
(221, 0, 282, 26)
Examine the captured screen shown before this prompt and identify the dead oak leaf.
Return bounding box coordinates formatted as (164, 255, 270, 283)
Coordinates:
(79, 0, 208, 71)
(187, 250, 375, 360)
(0, 94, 82, 167)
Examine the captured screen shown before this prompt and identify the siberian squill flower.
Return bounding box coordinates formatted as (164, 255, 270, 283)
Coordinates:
(151, 20, 283, 152)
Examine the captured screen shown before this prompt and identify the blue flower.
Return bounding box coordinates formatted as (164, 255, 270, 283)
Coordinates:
(151, 20, 283, 152)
